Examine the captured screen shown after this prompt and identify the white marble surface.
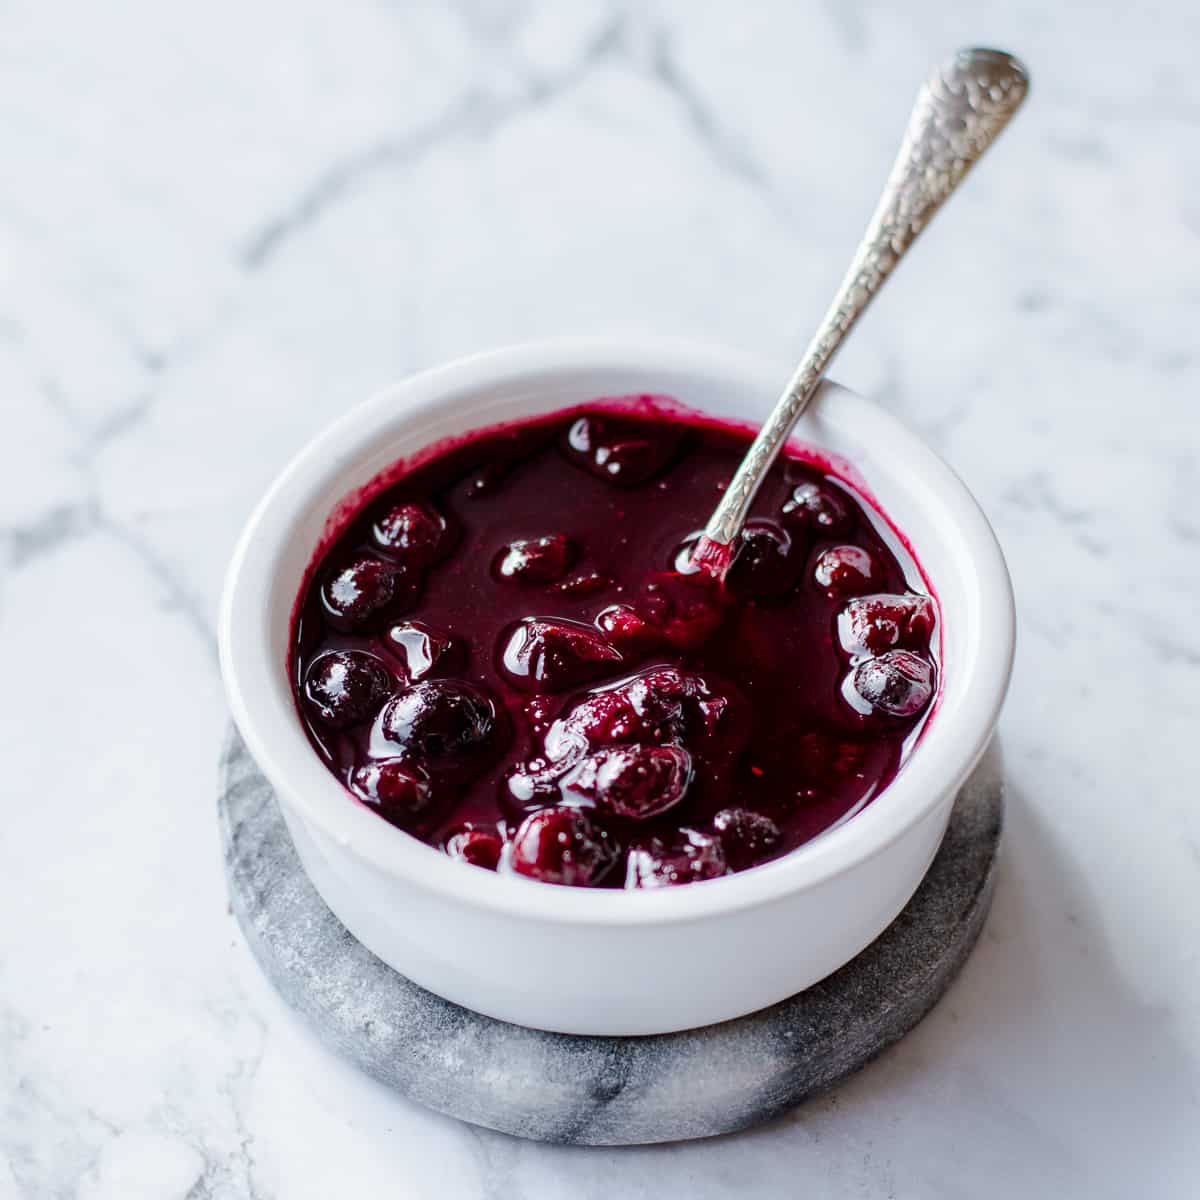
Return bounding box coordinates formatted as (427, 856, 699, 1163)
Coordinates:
(2, 0, 1198, 1195)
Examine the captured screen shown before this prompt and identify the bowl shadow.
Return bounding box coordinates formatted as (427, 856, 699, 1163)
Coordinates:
(455, 782, 1197, 1193)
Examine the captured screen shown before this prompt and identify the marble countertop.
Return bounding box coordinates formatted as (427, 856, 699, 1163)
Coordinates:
(2, 1, 1197, 1195)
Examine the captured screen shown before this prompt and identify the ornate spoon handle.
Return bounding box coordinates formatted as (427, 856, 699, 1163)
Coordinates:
(696, 47, 1029, 567)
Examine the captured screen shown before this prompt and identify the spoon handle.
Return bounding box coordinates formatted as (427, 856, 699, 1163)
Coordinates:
(699, 48, 1029, 555)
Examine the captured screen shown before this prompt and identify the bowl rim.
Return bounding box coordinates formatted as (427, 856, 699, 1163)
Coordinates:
(219, 336, 1015, 926)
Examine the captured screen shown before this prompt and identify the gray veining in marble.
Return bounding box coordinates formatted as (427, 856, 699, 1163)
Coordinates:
(5, 1, 1200, 1194)
(219, 731, 1002, 1145)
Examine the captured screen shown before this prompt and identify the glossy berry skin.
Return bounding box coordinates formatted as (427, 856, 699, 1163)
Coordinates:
(625, 829, 728, 889)
(725, 520, 799, 600)
(813, 544, 881, 597)
(543, 667, 698, 761)
(562, 414, 683, 486)
(350, 759, 433, 829)
(380, 679, 508, 780)
(503, 760, 566, 811)
(384, 620, 462, 681)
(492, 534, 577, 584)
(498, 617, 623, 693)
(539, 666, 746, 772)
(445, 827, 504, 870)
(848, 650, 935, 718)
(712, 807, 782, 870)
(321, 554, 405, 628)
(507, 665, 742, 817)
(303, 651, 394, 728)
(509, 806, 618, 887)
(559, 744, 693, 820)
(837, 593, 936, 657)
(594, 603, 660, 651)
(781, 481, 851, 534)
(372, 500, 452, 566)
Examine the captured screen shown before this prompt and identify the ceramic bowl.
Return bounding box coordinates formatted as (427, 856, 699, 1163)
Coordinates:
(219, 338, 1014, 1035)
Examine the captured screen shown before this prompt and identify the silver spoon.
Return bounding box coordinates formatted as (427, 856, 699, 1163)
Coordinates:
(692, 47, 1030, 577)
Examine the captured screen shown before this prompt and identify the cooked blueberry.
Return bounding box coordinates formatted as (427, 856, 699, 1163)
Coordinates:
(625, 830, 728, 889)
(813, 544, 881, 597)
(837, 593, 936, 657)
(594, 603, 659, 651)
(712, 808, 782, 870)
(562, 414, 683, 486)
(445, 826, 504, 870)
(540, 665, 745, 768)
(627, 668, 729, 744)
(380, 679, 508, 779)
(509, 806, 618, 886)
(492, 534, 577, 584)
(782, 481, 851, 533)
(350, 759, 433, 829)
(542, 689, 646, 764)
(498, 617, 623, 693)
(848, 650, 935, 718)
(560, 744, 693, 820)
(543, 667, 695, 761)
(372, 500, 452, 565)
(725, 520, 799, 599)
(321, 554, 406, 628)
(384, 620, 462, 681)
(303, 651, 394, 728)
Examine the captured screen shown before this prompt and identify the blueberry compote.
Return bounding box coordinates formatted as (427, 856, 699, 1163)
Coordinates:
(292, 402, 938, 889)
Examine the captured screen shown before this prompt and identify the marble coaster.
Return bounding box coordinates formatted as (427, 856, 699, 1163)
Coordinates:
(219, 731, 1002, 1145)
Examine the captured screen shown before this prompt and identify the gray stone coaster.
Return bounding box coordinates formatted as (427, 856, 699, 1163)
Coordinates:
(219, 730, 1002, 1145)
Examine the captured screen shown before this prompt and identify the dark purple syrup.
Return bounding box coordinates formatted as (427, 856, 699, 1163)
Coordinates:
(291, 401, 938, 888)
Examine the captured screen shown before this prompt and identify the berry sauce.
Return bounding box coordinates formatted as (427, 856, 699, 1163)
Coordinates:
(291, 400, 938, 888)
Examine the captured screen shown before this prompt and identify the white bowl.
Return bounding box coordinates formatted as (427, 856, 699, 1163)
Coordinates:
(219, 338, 1014, 1036)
